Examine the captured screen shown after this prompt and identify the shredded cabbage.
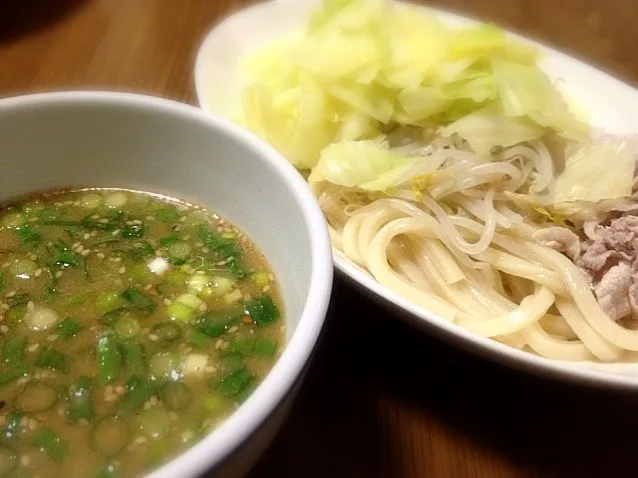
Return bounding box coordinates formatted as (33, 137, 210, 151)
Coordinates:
(239, 0, 588, 173)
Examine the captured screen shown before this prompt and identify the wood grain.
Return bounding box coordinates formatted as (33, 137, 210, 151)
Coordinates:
(1, 1, 637, 477)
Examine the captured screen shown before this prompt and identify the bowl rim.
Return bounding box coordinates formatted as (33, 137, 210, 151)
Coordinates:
(192, 0, 638, 391)
(0, 90, 334, 477)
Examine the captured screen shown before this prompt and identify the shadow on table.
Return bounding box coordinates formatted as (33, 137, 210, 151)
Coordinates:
(0, 0, 89, 44)
(248, 277, 638, 478)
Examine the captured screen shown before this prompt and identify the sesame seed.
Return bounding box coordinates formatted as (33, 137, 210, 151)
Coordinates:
(112, 229, 121, 236)
(205, 366, 216, 373)
(55, 271, 63, 278)
(144, 284, 153, 291)
(262, 286, 270, 293)
(199, 303, 208, 312)
(148, 334, 158, 342)
(118, 266, 126, 274)
(1, 262, 9, 268)
(28, 343, 40, 352)
(46, 334, 58, 342)
(201, 247, 210, 253)
(134, 436, 147, 445)
(97, 252, 105, 259)
(162, 298, 171, 306)
(228, 326, 238, 334)
(34, 268, 43, 277)
(83, 233, 91, 240)
(90, 230, 98, 237)
(81, 249, 90, 257)
(0, 326, 9, 333)
(20, 455, 31, 467)
(5, 291, 16, 298)
(72, 242, 80, 249)
(28, 418, 37, 430)
(26, 301, 35, 311)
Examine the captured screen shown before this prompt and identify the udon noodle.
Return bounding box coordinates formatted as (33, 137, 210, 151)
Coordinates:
(311, 133, 638, 363)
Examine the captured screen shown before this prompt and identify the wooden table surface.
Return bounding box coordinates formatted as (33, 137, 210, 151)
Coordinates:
(2, 1, 638, 477)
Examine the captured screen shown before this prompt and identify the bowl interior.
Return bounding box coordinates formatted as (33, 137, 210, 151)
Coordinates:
(0, 92, 333, 476)
(0, 93, 314, 339)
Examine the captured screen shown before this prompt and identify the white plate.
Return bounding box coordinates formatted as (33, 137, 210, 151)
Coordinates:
(194, 0, 638, 389)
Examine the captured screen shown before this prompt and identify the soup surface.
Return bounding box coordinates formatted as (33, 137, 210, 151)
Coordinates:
(0, 189, 284, 477)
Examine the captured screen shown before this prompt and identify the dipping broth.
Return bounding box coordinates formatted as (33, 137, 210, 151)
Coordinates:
(0, 189, 284, 477)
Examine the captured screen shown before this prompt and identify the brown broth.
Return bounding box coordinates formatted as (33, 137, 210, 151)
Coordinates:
(0, 189, 285, 477)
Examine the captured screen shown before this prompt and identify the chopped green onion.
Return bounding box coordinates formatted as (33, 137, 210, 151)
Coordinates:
(1, 212, 27, 229)
(165, 269, 188, 286)
(67, 376, 93, 423)
(149, 351, 180, 380)
(35, 346, 70, 373)
(156, 205, 181, 222)
(0, 366, 27, 386)
(166, 301, 195, 322)
(80, 215, 118, 231)
(96, 334, 120, 385)
(159, 235, 180, 247)
(245, 294, 281, 326)
(121, 286, 155, 314)
(114, 314, 141, 339)
(119, 342, 147, 376)
(91, 417, 129, 457)
(121, 222, 145, 238)
(100, 308, 129, 327)
(229, 338, 255, 356)
(104, 192, 128, 209)
(252, 272, 270, 287)
(128, 241, 155, 261)
(33, 428, 69, 461)
(189, 330, 208, 348)
(2, 337, 25, 365)
(14, 225, 41, 246)
(160, 381, 191, 411)
(136, 409, 170, 440)
(57, 317, 84, 341)
(167, 241, 192, 262)
(152, 322, 182, 342)
(215, 368, 254, 399)
(117, 376, 155, 414)
(252, 337, 278, 357)
(220, 353, 245, 373)
(96, 291, 126, 315)
(5, 292, 29, 308)
(193, 313, 237, 337)
(15, 381, 58, 413)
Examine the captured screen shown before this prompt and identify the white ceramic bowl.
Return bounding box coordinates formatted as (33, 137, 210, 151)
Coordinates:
(0, 91, 333, 477)
(194, 0, 638, 389)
